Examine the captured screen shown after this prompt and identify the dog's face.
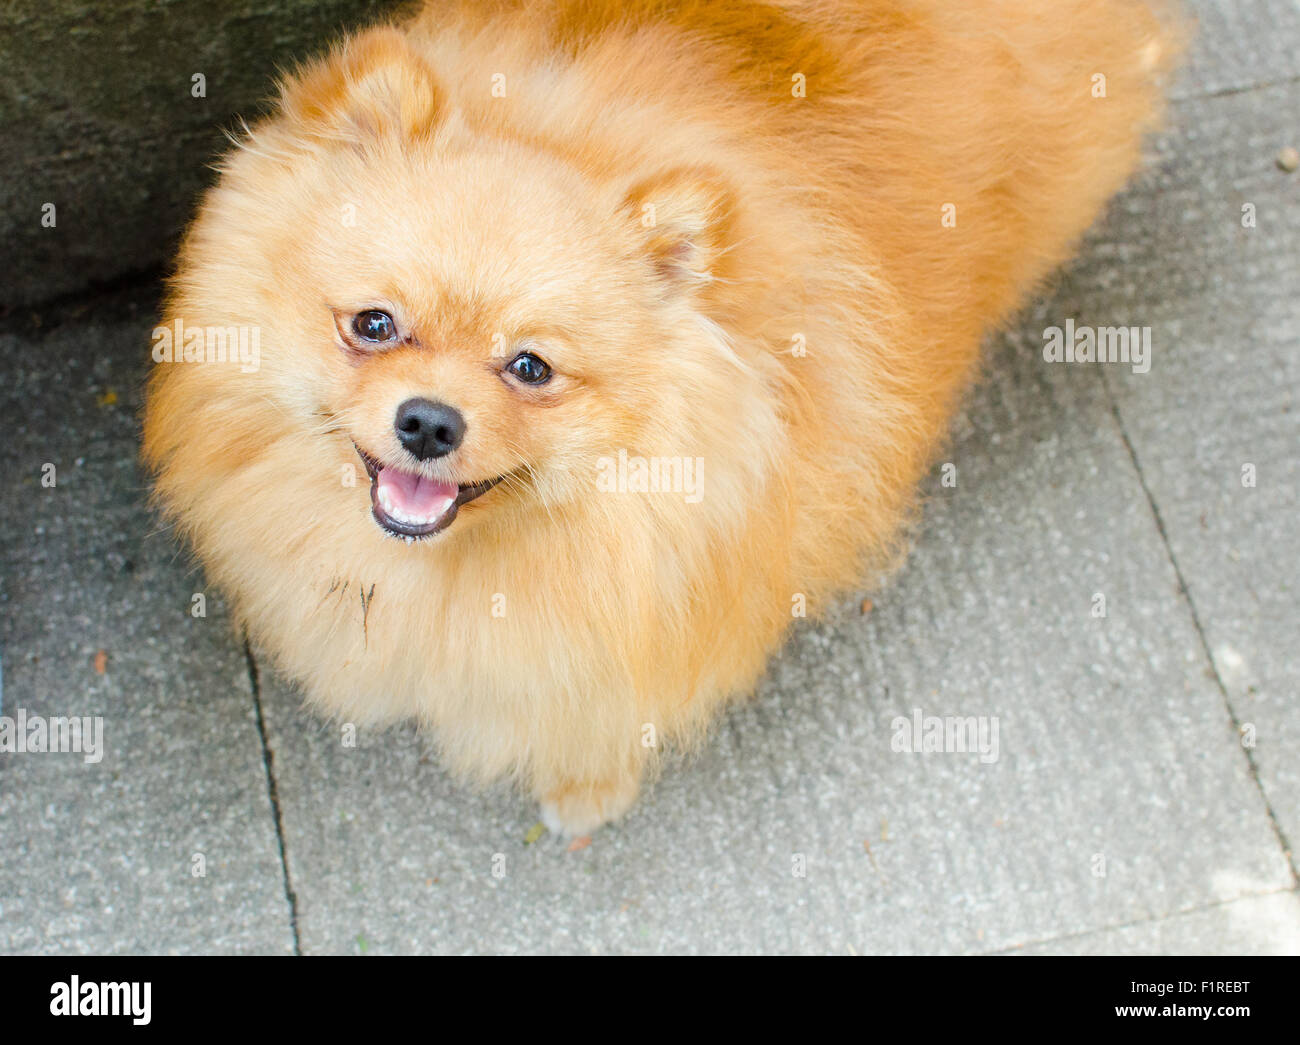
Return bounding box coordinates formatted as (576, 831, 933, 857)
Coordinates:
(308, 142, 651, 542)
(203, 27, 744, 544)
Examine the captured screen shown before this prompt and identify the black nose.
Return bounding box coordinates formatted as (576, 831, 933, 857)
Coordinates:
(393, 398, 466, 460)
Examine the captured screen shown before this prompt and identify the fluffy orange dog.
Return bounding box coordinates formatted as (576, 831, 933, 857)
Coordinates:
(144, 0, 1179, 833)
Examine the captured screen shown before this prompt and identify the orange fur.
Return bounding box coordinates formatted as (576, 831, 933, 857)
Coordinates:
(142, 0, 1182, 833)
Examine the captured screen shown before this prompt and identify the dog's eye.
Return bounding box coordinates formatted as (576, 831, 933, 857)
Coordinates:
(506, 352, 551, 385)
(353, 310, 397, 343)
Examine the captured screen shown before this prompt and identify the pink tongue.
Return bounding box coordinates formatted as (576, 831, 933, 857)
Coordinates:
(376, 467, 458, 521)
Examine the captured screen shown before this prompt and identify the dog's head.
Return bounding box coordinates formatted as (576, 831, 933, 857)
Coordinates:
(164, 26, 771, 546)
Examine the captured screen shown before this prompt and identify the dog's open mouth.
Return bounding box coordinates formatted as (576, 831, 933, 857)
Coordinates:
(355, 445, 504, 540)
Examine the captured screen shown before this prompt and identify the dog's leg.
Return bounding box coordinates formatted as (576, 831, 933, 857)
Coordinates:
(536, 763, 644, 838)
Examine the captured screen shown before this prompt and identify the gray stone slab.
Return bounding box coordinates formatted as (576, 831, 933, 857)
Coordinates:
(0, 300, 159, 557)
(1173, 0, 1300, 101)
(257, 89, 1294, 952)
(1012, 891, 1300, 955)
(0, 317, 293, 954)
(1051, 81, 1300, 864)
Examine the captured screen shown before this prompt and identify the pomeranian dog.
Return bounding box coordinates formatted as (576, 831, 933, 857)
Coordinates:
(143, 0, 1179, 834)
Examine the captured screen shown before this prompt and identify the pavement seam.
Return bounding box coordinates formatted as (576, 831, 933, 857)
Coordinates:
(981, 885, 1300, 954)
(244, 639, 304, 956)
(1173, 72, 1300, 105)
(1098, 366, 1299, 886)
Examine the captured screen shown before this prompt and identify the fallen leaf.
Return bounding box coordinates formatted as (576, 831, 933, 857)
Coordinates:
(97, 389, 117, 407)
(93, 649, 107, 674)
(568, 835, 591, 852)
(860, 598, 873, 614)
(523, 821, 546, 845)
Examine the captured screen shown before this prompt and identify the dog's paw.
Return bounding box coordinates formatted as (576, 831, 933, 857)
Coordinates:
(538, 776, 640, 837)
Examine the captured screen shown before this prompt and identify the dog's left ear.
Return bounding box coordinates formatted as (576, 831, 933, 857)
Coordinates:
(623, 167, 737, 292)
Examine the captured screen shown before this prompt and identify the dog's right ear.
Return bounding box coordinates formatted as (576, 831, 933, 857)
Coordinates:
(279, 27, 444, 145)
